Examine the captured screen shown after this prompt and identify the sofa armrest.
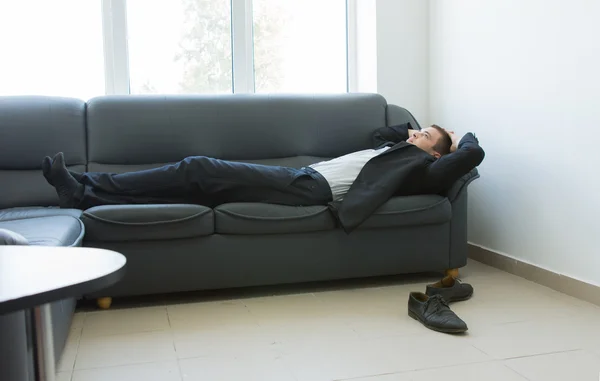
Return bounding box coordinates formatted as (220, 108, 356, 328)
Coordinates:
(386, 104, 422, 130)
(446, 168, 480, 203)
(446, 168, 480, 269)
(0, 229, 29, 245)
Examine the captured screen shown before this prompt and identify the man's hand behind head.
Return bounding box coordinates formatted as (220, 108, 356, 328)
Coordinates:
(446, 131, 459, 153)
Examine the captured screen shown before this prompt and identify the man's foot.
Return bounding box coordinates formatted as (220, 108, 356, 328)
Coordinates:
(408, 292, 468, 334)
(426, 277, 474, 303)
(44, 153, 83, 208)
(42, 156, 54, 185)
(43, 158, 84, 185)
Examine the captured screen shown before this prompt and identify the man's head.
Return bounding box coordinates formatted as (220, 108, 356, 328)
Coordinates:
(407, 124, 453, 158)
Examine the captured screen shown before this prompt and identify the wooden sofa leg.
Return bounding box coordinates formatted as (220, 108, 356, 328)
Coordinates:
(445, 268, 459, 279)
(97, 297, 112, 309)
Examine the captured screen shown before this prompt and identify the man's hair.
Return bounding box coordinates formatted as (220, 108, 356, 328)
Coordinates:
(430, 124, 452, 156)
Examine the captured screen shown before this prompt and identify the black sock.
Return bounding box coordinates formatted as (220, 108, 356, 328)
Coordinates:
(48, 152, 84, 208)
(42, 156, 53, 185)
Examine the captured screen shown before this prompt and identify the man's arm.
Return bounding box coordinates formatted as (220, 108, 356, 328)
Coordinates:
(425, 133, 485, 194)
(371, 122, 412, 148)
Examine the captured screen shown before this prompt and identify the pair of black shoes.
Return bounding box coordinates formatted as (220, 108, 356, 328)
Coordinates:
(408, 277, 473, 334)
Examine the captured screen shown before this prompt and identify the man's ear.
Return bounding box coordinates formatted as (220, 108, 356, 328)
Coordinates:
(432, 151, 442, 159)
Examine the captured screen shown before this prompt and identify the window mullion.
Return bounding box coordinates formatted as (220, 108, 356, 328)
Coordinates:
(231, 0, 255, 93)
(101, 0, 130, 95)
(346, 0, 359, 93)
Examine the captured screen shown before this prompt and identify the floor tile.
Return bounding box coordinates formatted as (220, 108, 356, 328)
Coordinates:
(282, 345, 398, 381)
(167, 300, 257, 330)
(344, 308, 426, 340)
(570, 298, 600, 316)
(241, 292, 366, 355)
(284, 333, 490, 381)
(463, 260, 600, 312)
(505, 350, 600, 381)
(244, 293, 333, 326)
(339, 372, 412, 381)
(364, 334, 491, 372)
(407, 361, 528, 381)
(82, 306, 169, 337)
(566, 315, 600, 351)
(312, 286, 424, 340)
(75, 330, 176, 370)
(71, 361, 181, 381)
(264, 324, 363, 356)
(56, 372, 72, 381)
(57, 328, 81, 372)
(313, 287, 400, 312)
(179, 352, 296, 381)
(464, 318, 599, 359)
(70, 313, 86, 333)
(445, 273, 600, 329)
(341, 361, 527, 381)
(460, 262, 581, 308)
(172, 323, 277, 359)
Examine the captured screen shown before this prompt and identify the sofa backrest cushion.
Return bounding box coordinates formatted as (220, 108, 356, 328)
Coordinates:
(86, 94, 389, 168)
(0, 96, 87, 208)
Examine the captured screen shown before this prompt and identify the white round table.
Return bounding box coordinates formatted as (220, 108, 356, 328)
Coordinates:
(0, 246, 126, 381)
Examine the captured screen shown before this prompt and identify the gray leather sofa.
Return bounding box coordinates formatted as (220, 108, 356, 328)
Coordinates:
(0, 93, 479, 310)
(0, 97, 85, 378)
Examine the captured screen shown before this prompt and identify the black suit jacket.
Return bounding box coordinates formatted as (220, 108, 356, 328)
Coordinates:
(328, 123, 485, 233)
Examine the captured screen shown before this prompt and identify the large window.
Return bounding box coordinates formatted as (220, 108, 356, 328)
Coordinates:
(127, 0, 232, 94)
(253, 0, 348, 93)
(1, 0, 358, 99)
(0, 1, 105, 99)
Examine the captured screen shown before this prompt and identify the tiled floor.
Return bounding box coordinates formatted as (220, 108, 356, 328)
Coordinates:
(57, 260, 600, 381)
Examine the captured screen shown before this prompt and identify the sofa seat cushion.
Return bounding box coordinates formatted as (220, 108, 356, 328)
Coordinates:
(0, 228, 29, 245)
(0, 216, 84, 246)
(0, 207, 82, 221)
(215, 203, 336, 235)
(81, 204, 214, 242)
(357, 195, 452, 230)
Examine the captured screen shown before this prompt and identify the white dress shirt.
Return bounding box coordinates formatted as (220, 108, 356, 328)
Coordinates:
(309, 146, 390, 201)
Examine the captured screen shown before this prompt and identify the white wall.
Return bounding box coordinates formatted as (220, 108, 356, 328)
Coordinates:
(376, 0, 430, 124)
(430, 0, 600, 285)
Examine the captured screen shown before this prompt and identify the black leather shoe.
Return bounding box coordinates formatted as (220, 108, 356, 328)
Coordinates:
(408, 292, 468, 334)
(426, 278, 474, 303)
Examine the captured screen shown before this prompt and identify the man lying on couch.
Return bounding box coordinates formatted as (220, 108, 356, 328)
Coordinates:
(42, 123, 484, 233)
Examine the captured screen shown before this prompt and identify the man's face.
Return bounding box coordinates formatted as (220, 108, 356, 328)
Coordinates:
(407, 127, 443, 157)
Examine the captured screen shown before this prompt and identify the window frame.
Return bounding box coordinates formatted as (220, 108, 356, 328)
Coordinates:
(102, 0, 130, 94)
(100, 0, 358, 95)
